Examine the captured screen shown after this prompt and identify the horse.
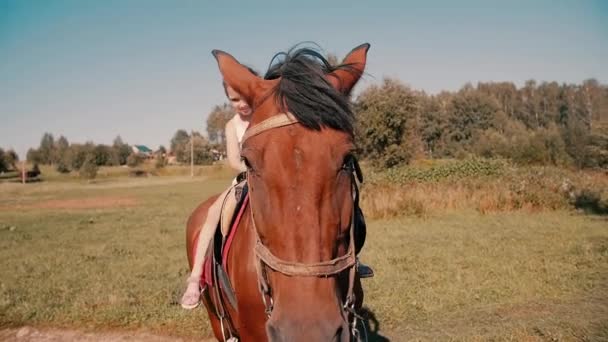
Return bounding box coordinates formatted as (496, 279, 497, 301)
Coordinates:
(186, 43, 370, 341)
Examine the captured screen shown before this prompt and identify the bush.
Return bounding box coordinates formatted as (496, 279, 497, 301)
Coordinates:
(572, 188, 608, 215)
(368, 158, 509, 184)
(155, 155, 166, 169)
(56, 159, 71, 173)
(79, 155, 98, 180)
(0, 148, 7, 173)
(127, 154, 144, 167)
(381, 144, 412, 168)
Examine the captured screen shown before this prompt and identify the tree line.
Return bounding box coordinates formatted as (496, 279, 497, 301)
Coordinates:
(23, 134, 135, 172)
(4, 78, 606, 174)
(206, 77, 608, 170)
(354, 78, 608, 169)
(13, 129, 217, 175)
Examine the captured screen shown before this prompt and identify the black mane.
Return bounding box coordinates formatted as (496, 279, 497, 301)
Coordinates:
(264, 45, 357, 134)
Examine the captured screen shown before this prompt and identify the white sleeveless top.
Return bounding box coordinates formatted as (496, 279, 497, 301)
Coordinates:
(233, 114, 249, 147)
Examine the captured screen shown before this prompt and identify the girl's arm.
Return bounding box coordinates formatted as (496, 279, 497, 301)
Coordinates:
(225, 119, 247, 173)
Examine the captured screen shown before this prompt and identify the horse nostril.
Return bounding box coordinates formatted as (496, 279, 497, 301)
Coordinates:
(333, 326, 343, 342)
(267, 317, 347, 341)
(266, 321, 282, 342)
(338, 322, 353, 342)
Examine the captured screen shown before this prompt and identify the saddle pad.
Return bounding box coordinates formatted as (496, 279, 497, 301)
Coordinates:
(201, 193, 250, 288)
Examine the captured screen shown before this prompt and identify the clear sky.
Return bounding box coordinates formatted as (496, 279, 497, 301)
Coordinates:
(1, 0, 606, 158)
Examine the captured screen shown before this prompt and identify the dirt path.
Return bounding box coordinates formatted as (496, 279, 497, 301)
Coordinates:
(0, 327, 214, 342)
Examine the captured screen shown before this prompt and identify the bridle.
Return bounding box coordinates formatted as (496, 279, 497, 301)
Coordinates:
(241, 112, 365, 340)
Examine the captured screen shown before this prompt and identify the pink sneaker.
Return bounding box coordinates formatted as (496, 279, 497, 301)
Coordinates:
(181, 277, 201, 310)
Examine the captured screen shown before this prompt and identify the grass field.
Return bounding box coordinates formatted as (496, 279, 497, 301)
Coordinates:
(0, 165, 607, 341)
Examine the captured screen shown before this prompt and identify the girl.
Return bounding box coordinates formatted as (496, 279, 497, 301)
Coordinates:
(181, 82, 252, 309)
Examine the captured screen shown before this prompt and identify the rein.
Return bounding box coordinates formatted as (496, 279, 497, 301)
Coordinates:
(241, 113, 363, 340)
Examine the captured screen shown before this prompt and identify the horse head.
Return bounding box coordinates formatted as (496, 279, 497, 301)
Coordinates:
(212, 43, 369, 342)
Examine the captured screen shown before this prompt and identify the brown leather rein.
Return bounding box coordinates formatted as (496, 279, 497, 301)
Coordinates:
(241, 113, 363, 340)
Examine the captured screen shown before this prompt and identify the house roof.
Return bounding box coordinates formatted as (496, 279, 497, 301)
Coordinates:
(134, 145, 153, 153)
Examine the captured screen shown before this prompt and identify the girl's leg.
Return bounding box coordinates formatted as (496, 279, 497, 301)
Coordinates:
(181, 188, 231, 309)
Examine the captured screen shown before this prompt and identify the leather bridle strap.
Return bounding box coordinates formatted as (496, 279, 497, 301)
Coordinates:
(241, 112, 298, 145)
(255, 240, 356, 277)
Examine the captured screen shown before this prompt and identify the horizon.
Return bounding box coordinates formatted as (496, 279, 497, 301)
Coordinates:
(1, 0, 607, 158)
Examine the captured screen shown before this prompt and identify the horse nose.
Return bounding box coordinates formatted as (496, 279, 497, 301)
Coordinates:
(266, 322, 282, 342)
(266, 318, 347, 342)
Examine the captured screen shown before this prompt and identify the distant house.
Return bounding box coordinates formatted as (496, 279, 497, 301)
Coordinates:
(132, 145, 153, 158)
(166, 152, 178, 165)
(211, 148, 225, 161)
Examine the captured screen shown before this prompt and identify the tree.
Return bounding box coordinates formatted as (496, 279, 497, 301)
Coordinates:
(56, 159, 71, 173)
(447, 89, 499, 143)
(516, 80, 543, 128)
(112, 136, 131, 166)
(171, 129, 191, 155)
(5, 149, 18, 171)
(126, 153, 144, 167)
(93, 144, 114, 166)
(206, 104, 234, 145)
(354, 78, 420, 167)
(38, 132, 56, 164)
(419, 94, 449, 156)
(55, 135, 70, 169)
(68, 143, 95, 170)
(56, 135, 69, 151)
(581, 123, 608, 168)
(175, 132, 213, 165)
(26, 148, 43, 164)
(0, 148, 7, 172)
(155, 145, 167, 169)
(79, 153, 98, 180)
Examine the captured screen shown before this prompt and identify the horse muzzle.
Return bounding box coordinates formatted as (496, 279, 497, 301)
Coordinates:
(266, 316, 351, 342)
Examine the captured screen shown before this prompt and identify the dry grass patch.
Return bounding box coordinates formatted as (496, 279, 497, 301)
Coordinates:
(0, 196, 138, 211)
(361, 162, 608, 219)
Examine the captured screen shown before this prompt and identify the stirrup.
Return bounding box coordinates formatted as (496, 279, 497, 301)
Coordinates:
(356, 260, 374, 279)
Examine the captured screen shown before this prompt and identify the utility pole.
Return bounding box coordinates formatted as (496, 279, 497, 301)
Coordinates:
(190, 130, 194, 177)
(21, 160, 25, 184)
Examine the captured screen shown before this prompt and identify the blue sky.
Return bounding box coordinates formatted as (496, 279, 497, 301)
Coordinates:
(1, 0, 606, 158)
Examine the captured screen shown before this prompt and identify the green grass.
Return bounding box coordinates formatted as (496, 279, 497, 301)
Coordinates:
(362, 212, 607, 340)
(0, 170, 607, 341)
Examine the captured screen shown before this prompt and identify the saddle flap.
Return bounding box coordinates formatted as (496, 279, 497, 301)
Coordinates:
(216, 263, 238, 310)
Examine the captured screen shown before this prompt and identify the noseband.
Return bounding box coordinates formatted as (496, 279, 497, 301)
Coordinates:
(242, 113, 363, 340)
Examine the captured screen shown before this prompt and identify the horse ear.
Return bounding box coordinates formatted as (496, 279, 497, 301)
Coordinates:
(327, 43, 370, 95)
(212, 50, 262, 104)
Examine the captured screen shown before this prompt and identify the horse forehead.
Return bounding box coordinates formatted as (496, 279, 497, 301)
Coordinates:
(286, 125, 353, 151)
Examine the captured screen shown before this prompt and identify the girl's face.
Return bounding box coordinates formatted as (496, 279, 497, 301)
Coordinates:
(226, 85, 252, 117)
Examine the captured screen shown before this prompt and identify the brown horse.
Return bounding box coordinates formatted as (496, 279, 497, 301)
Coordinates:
(186, 43, 370, 341)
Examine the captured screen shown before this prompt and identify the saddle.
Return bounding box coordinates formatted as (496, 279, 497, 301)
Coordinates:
(200, 180, 248, 311)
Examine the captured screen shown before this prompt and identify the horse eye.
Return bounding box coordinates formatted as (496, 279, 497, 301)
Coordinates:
(341, 154, 354, 171)
(241, 156, 252, 169)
